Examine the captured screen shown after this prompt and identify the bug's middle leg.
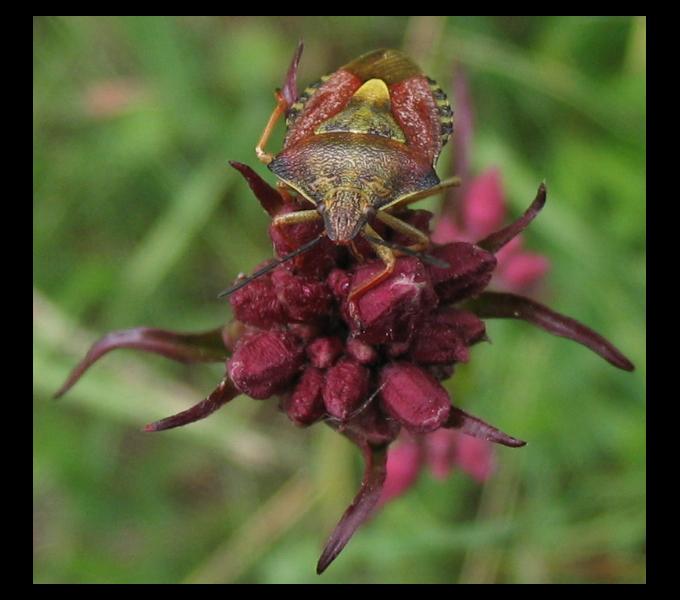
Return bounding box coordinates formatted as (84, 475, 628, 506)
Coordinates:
(380, 176, 462, 212)
(375, 210, 430, 253)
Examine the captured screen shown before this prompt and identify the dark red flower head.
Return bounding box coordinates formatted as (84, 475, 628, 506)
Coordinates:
(55, 47, 634, 576)
(54, 164, 633, 574)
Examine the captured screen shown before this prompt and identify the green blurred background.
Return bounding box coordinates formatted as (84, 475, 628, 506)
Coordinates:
(33, 16, 645, 583)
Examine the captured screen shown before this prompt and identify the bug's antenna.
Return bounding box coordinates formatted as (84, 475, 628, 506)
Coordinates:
(218, 234, 325, 298)
(362, 235, 450, 269)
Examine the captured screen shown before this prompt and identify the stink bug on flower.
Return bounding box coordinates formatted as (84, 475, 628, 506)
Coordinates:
(220, 43, 461, 301)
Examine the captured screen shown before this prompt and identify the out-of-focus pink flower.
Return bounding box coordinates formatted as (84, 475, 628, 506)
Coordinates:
(379, 439, 423, 504)
(449, 430, 496, 482)
(461, 168, 506, 239)
(83, 79, 148, 119)
(432, 68, 550, 296)
(379, 428, 495, 507)
(434, 168, 550, 294)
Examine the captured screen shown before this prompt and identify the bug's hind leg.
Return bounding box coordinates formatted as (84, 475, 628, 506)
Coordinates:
(256, 91, 287, 165)
(256, 41, 303, 164)
(348, 224, 396, 302)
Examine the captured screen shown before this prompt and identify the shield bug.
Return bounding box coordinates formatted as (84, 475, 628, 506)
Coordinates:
(222, 44, 460, 301)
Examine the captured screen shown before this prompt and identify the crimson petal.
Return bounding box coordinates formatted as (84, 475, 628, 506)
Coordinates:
(444, 406, 526, 448)
(281, 40, 304, 107)
(229, 161, 284, 217)
(54, 326, 228, 399)
(469, 291, 634, 371)
(477, 182, 547, 253)
(143, 377, 238, 432)
(316, 443, 388, 574)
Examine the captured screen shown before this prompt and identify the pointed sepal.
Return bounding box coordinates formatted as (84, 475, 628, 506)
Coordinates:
(477, 183, 547, 254)
(468, 291, 634, 371)
(281, 40, 304, 107)
(144, 377, 239, 432)
(54, 326, 228, 399)
(316, 443, 388, 574)
(228, 161, 285, 217)
(444, 406, 526, 448)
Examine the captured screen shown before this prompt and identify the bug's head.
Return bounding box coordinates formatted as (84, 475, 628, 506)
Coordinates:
(319, 187, 373, 244)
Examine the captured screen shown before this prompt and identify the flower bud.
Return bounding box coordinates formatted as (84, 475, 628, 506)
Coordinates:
(283, 366, 326, 426)
(428, 243, 496, 304)
(287, 323, 321, 343)
(386, 340, 411, 358)
(408, 308, 486, 365)
(323, 357, 371, 421)
(228, 329, 304, 399)
(345, 338, 378, 365)
(228, 270, 287, 329)
(327, 268, 352, 301)
(271, 268, 333, 323)
(340, 402, 401, 448)
(306, 336, 344, 369)
(344, 257, 438, 345)
(379, 362, 451, 433)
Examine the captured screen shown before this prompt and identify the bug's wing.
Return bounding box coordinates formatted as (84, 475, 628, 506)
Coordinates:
(345, 49, 452, 166)
(285, 49, 451, 166)
(342, 49, 421, 85)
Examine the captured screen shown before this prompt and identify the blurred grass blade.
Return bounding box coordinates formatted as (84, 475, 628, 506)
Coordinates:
(184, 471, 318, 583)
(444, 26, 643, 143)
(109, 162, 233, 321)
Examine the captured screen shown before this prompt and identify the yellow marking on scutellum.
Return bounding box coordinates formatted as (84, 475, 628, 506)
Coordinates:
(351, 78, 391, 105)
(314, 78, 407, 143)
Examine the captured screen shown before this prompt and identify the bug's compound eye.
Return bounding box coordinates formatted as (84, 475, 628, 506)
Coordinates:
(317, 202, 326, 215)
(364, 205, 376, 219)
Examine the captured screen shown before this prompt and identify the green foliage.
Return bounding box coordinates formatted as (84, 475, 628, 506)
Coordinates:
(34, 16, 645, 583)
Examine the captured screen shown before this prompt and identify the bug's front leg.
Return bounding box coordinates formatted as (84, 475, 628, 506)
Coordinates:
(271, 209, 322, 248)
(348, 224, 396, 302)
(271, 209, 321, 228)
